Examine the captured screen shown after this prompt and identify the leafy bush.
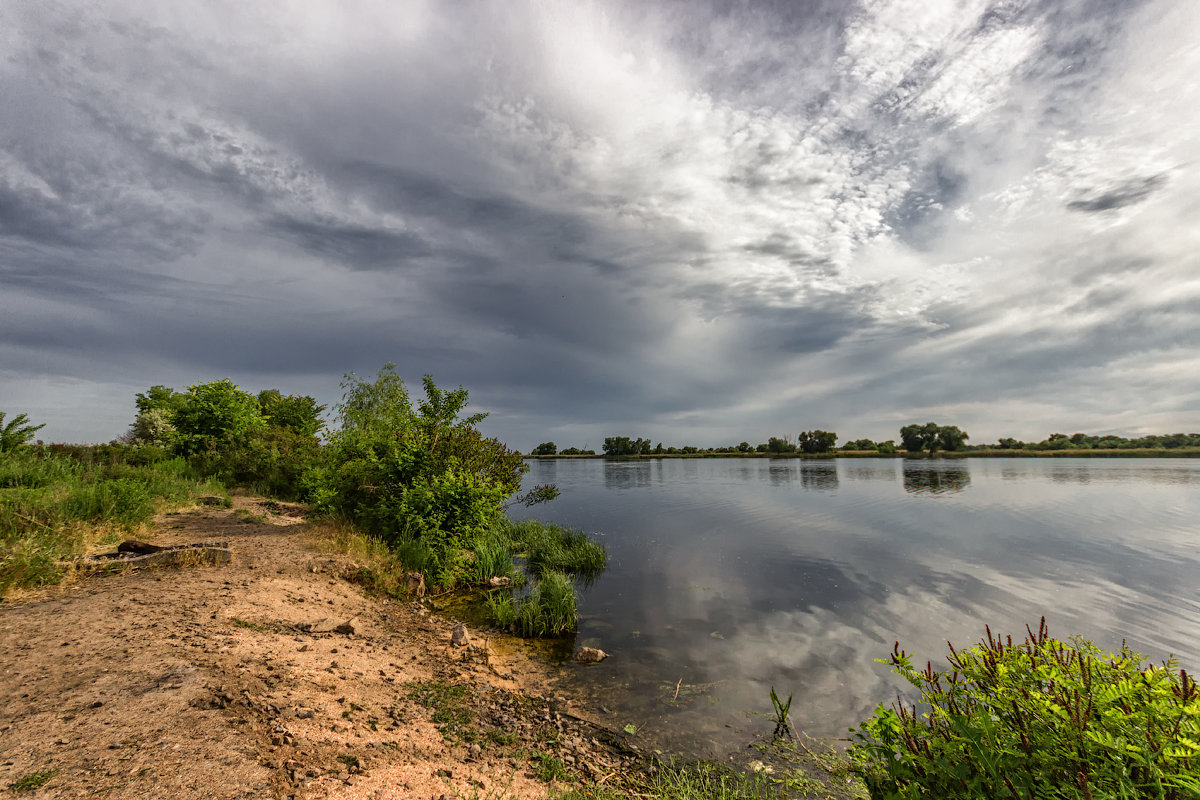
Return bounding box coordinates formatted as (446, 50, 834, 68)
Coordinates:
(309, 365, 556, 590)
(851, 619, 1200, 799)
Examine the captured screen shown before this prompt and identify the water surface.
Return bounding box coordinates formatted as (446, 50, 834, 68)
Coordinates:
(510, 457, 1200, 756)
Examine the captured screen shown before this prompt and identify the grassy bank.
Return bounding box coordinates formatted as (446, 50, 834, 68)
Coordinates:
(0, 447, 226, 598)
(326, 515, 606, 637)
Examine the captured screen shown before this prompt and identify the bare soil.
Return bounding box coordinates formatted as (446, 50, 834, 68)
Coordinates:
(0, 497, 640, 799)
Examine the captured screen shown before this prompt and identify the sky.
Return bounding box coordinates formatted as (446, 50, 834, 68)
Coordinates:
(2, 0, 1199, 449)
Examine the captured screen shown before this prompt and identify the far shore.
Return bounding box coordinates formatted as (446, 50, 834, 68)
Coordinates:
(526, 449, 1200, 459)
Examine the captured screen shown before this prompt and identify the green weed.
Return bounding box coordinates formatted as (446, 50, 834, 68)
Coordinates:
(530, 753, 571, 783)
(8, 768, 58, 792)
(485, 570, 577, 636)
(851, 618, 1200, 799)
(405, 680, 475, 741)
(1, 448, 224, 598)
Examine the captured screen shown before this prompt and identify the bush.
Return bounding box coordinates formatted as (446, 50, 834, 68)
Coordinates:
(851, 619, 1200, 799)
(309, 365, 556, 591)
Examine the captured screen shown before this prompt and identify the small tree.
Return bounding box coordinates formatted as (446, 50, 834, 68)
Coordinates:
(172, 379, 266, 456)
(257, 389, 326, 438)
(531, 442, 557, 455)
(0, 411, 45, 453)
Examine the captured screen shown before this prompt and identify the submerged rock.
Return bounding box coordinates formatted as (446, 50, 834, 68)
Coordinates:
(572, 647, 608, 663)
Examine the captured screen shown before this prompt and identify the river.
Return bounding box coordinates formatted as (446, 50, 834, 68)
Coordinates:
(509, 457, 1200, 757)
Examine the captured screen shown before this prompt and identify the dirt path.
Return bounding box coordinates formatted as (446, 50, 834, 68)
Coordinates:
(0, 497, 638, 799)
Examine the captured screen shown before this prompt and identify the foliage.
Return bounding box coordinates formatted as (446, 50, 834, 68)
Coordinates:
(310, 364, 553, 590)
(559, 447, 595, 456)
(603, 436, 652, 456)
(126, 380, 325, 497)
(990, 431, 1200, 451)
(486, 569, 577, 636)
(0, 411, 45, 454)
(1, 447, 225, 597)
(767, 436, 797, 454)
(532, 441, 558, 455)
(851, 619, 1200, 799)
(256, 389, 326, 438)
(172, 379, 266, 456)
(843, 439, 878, 452)
(799, 430, 838, 454)
(899, 422, 969, 454)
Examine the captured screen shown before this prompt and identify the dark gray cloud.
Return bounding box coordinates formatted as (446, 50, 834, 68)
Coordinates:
(1, 0, 1198, 445)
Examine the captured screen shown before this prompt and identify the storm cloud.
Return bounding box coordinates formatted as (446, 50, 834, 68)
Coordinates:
(2, 0, 1198, 446)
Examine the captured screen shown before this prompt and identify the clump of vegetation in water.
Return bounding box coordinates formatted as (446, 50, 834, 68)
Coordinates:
(486, 569, 578, 637)
(850, 618, 1200, 799)
(493, 517, 607, 577)
(477, 518, 606, 636)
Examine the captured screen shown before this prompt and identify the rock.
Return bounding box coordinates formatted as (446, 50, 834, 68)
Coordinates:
(333, 619, 357, 635)
(488, 576, 511, 588)
(572, 647, 608, 663)
(302, 619, 338, 634)
(404, 572, 426, 598)
(295, 707, 316, 719)
(450, 624, 470, 648)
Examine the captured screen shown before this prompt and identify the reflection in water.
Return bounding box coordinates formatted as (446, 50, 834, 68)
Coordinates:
(1049, 465, 1094, 484)
(603, 460, 652, 490)
(767, 463, 795, 485)
(842, 460, 898, 481)
(511, 457, 1200, 759)
(801, 461, 839, 491)
(903, 461, 971, 495)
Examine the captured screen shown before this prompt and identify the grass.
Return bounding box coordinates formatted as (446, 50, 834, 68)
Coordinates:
(404, 680, 476, 741)
(1, 448, 226, 599)
(7, 768, 58, 793)
(530, 753, 571, 784)
(493, 518, 607, 578)
(485, 569, 577, 636)
(317, 519, 423, 600)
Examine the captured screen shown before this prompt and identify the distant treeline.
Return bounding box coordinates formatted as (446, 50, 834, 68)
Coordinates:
(531, 425, 1200, 457)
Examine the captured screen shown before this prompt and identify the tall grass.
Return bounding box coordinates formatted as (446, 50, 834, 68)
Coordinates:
(0, 448, 225, 598)
(493, 518, 607, 577)
(478, 519, 606, 636)
(486, 569, 578, 636)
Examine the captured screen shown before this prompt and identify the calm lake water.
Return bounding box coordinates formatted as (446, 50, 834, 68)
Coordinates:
(509, 457, 1200, 757)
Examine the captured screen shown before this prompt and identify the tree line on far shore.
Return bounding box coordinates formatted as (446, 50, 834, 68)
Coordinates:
(532, 425, 1200, 456)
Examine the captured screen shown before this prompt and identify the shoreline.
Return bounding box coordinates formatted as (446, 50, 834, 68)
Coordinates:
(525, 449, 1200, 459)
(0, 495, 861, 799)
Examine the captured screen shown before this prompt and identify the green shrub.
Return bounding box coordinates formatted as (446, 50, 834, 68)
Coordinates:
(851, 619, 1200, 799)
(308, 365, 555, 591)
